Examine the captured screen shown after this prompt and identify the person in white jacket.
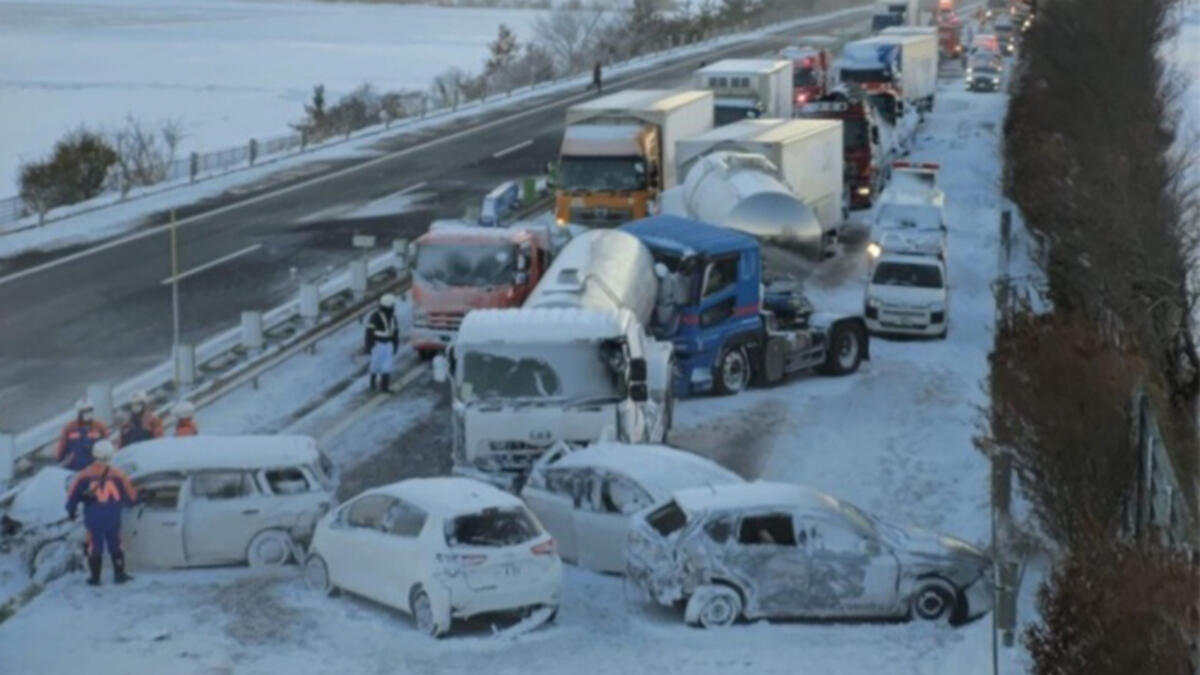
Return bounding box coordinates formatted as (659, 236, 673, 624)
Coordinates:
(364, 293, 400, 392)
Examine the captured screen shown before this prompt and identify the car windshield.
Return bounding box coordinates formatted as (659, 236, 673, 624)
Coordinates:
(844, 118, 869, 149)
(793, 67, 817, 87)
(872, 261, 945, 288)
(445, 506, 541, 548)
(459, 341, 624, 404)
(560, 156, 646, 192)
(876, 204, 941, 230)
(415, 243, 516, 287)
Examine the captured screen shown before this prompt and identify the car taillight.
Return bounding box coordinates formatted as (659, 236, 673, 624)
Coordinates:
(531, 538, 556, 556)
(437, 553, 487, 567)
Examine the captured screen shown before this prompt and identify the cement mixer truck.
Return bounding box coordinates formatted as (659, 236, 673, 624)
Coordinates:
(433, 229, 675, 486)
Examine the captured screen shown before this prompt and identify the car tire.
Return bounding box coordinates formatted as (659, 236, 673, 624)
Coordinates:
(410, 586, 447, 638)
(714, 345, 751, 395)
(246, 529, 294, 568)
(303, 553, 338, 596)
(911, 580, 957, 624)
(685, 584, 743, 629)
(817, 322, 864, 376)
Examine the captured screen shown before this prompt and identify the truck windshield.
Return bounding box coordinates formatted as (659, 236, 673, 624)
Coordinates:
(459, 342, 623, 403)
(414, 243, 516, 287)
(844, 118, 869, 149)
(560, 156, 646, 193)
(871, 13, 903, 31)
(793, 67, 818, 87)
(872, 261, 944, 289)
(841, 67, 891, 85)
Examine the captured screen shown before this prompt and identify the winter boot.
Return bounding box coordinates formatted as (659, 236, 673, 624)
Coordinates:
(112, 553, 132, 584)
(379, 374, 391, 393)
(86, 556, 102, 586)
(369, 374, 378, 391)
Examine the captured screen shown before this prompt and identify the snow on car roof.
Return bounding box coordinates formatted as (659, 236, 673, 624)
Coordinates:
(113, 435, 320, 478)
(455, 307, 634, 345)
(547, 443, 744, 501)
(672, 481, 842, 514)
(371, 477, 522, 517)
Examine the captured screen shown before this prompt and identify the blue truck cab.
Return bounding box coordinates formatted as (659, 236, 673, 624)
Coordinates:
(622, 215, 869, 396)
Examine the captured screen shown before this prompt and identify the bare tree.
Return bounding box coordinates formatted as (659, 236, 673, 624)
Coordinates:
(532, 2, 613, 74)
(110, 116, 183, 194)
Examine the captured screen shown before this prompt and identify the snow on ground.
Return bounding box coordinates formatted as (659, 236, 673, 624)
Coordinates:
(0, 0, 553, 192)
(0, 73, 1025, 672)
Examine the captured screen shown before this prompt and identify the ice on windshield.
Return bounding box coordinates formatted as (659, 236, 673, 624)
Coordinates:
(415, 243, 516, 287)
(872, 261, 944, 289)
(459, 342, 624, 403)
(445, 506, 541, 548)
(560, 156, 646, 193)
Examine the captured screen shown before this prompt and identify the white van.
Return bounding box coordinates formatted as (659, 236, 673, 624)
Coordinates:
(111, 435, 337, 568)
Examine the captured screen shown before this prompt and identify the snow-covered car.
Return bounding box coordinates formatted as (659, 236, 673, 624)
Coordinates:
(866, 202, 947, 260)
(521, 442, 744, 573)
(864, 253, 950, 338)
(304, 477, 562, 637)
(626, 482, 992, 628)
(0, 467, 84, 582)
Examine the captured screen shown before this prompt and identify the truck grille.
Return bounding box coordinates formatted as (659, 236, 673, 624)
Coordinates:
(422, 311, 465, 330)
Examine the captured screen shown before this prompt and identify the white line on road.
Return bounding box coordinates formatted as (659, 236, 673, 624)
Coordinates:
(0, 5, 873, 290)
(160, 244, 262, 285)
(492, 139, 533, 159)
(318, 365, 426, 445)
(295, 181, 430, 224)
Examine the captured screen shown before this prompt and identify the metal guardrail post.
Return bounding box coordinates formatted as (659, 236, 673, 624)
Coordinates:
(241, 311, 264, 352)
(87, 383, 114, 426)
(349, 260, 368, 300)
(299, 283, 320, 326)
(189, 152, 199, 183)
(0, 433, 13, 490)
(174, 343, 196, 388)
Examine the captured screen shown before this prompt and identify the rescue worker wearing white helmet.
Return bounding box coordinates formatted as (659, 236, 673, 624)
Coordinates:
(365, 293, 400, 392)
(66, 440, 137, 585)
(173, 401, 198, 437)
(117, 390, 164, 448)
(56, 399, 110, 471)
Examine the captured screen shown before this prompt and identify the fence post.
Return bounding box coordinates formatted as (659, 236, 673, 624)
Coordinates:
(248, 138, 258, 166)
(87, 383, 114, 427)
(0, 433, 13, 490)
(173, 343, 196, 388)
(189, 152, 199, 183)
(349, 260, 368, 300)
(299, 283, 320, 326)
(241, 311, 264, 352)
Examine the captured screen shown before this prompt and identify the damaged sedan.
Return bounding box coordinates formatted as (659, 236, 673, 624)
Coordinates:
(627, 482, 992, 628)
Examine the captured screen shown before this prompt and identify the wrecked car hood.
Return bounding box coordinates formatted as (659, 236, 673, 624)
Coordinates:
(879, 520, 987, 566)
(4, 467, 74, 528)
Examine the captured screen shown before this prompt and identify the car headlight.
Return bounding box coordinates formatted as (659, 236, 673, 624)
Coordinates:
(867, 242, 882, 258)
(866, 297, 881, 309)
(856, 186, 871, 196)
(993, 77, 1001, 84)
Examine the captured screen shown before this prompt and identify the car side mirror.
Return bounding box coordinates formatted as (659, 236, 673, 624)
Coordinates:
(628, 357, 647, 383)
(629, 382, 649, 403)
(432, 355, 449, 383)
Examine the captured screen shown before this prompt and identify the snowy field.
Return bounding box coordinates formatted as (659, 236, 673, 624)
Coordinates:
(0, 0, 552, 192)
(0, 72, 1027, 672)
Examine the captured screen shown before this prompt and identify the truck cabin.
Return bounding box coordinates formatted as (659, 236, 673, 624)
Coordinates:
(838, 43, 900, 90)
(413, 228, 539, 291)
(557, 124, 658, 195)
(701, 74, 766, 126)
(779, 48, 826, 105)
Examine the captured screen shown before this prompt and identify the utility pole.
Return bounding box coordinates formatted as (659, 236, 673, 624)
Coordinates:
(170, 209, 181, 351)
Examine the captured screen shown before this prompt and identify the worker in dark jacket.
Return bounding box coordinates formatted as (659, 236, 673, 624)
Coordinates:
(589, 61, 603, 93)
(66, 440, 138, 585)
(56, 399, 110, 471)
(117, 390, 164, 448)
(365, 293, 400, 392)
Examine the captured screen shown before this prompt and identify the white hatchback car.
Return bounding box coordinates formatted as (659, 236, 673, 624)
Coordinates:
(304, 477, 562, 637)
(522, 442, 744, 573)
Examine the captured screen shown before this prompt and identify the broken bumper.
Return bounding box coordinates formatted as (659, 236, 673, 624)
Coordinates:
(961, 572, 995, 620)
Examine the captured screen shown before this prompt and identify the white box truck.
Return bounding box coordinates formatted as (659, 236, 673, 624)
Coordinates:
(555, 90, 714, 227)
(693, 59, 793, 126)
(840, 33, 939, 112)
(676, 118, 845, 246)
(877, 32, 939, 111)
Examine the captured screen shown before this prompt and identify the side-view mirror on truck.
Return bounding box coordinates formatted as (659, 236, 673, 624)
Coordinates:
(629, 357, 648, 382)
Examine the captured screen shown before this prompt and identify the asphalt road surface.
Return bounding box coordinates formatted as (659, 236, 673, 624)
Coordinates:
(0, 7, 873, 431)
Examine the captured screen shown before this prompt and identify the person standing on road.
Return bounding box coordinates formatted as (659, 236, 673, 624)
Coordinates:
(365, 293, 400, 393)
(66, 440, 137, 586)
(173, 401, 198, 437)
(589, 61, 603, 94)
(56, 399, 110, 471)
(117, 390, 164, 448)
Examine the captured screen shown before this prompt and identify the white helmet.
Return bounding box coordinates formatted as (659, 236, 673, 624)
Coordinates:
(75, 399, 94, 414)
(173, 401, 195, 418)
(129, 390, 148, 407)
(92, 440, 116, 462)
(380, 293, 397, 308)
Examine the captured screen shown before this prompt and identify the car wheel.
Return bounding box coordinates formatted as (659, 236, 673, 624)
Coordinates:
(303, 553, 338, 596)
(912, 580, 956, 623)
(246, 529, 293, 568)
(818, 322, 864, 376)
(714, 346, 751, 395)
(685, 585, 743, 629)
(410, 586, 446, 638)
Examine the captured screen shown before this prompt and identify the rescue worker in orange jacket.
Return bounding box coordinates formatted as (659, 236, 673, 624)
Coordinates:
(66, 441, 138, 585)
(56, 399, 110, 471)
(117, 390, 164, 448)
(173, 401, 198, 437)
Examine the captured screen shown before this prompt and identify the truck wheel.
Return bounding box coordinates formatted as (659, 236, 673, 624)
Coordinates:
(818, 323, 864, 376)
(714, 346, 751, 395)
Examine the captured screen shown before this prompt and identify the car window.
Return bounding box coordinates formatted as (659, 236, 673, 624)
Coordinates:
(701, 256, 739, 299)
(263, 467, 312, 495)
(738, 513, 797, 546)
(445, 506, 541, 548)
(704, 516, 734, 544)
(646, 500, 688, 536)
(133, 473, 184, 511)
(345, 494, 395, 530)
(384, 499, 427, 538)
(601, 475, 654, 515)
(542, 468, 583, 501)
(192, 472, 256, 500)
(809, 518, 868, 553)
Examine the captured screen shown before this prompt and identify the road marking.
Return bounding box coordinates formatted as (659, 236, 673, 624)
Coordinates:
(0, 6, 873, 290)
(318, 365, 426, 445)
(295, 181, 431, 224)
(160, 244, 261, 285)
(492, 139, 533, 159)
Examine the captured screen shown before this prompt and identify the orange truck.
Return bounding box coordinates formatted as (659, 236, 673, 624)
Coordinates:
(554, 89, 714, 227)
(409, 223, 554, 358)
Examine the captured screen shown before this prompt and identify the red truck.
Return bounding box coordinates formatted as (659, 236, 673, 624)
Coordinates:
(779, 46, 834, 110)
(797, 89, 898, 209)
(409, 223, 554, 358)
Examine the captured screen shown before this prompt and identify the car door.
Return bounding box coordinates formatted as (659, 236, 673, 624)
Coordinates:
(727, 511, 809, 617)
(184, 470, 265, 565)
(330, 494, 396, 600)
(801, 514, 900, 616)
(123, 472, 187, 569)
(378, 499, 429, 611)
(573, 471, 655, 573)
(521, 468, 581, 564)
